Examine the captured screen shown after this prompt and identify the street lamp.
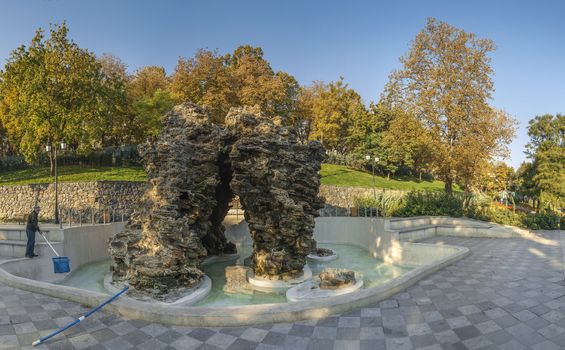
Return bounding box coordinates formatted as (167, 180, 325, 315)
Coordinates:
(46, 140, 66, 225)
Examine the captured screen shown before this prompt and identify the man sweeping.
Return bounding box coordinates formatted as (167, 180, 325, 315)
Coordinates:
(26, 205, 42, 258)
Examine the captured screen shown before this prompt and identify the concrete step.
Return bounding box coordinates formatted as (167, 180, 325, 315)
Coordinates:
(389, 218, 431, 230)
(0, 240, 64, 258)
(398, 226, 437, 242)
(397, 224, 437, 233)
(0, 229, 63, 242)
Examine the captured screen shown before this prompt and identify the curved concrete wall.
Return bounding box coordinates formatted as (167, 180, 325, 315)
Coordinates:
(0, 217, 470, 326)
(0, 223, 124, 283)
(225, 217, 462, 267)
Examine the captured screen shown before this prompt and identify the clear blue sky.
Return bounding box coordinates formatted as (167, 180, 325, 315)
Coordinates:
(1, 0, 564, 168)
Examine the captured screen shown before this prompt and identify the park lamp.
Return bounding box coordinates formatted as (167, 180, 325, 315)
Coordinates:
(60, 140, 67, 151)
(365, 155, 371, 161)
(375, 157, 380, 162)
(45, 144, 52, 152)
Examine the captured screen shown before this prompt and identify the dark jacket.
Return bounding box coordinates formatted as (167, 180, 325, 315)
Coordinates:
(26, 210, 40, 231)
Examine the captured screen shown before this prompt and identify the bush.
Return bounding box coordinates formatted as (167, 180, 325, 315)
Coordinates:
(0, 155, 27, 170)
(353, 191, 405, 217)
(522, 209, 563, 230)
(467, 204, 526, 227)
(355, 189, 564, 230)
(392, 191, 465, 217)
(1, 145, 142, 170)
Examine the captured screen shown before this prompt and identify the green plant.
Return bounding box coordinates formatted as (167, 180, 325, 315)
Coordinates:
(353, 191, 406, 217)
(392, 191, 464, 217)
(522, 209, 563, 230)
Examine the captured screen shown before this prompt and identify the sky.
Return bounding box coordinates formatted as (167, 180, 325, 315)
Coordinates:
(1, 0, 564, 169)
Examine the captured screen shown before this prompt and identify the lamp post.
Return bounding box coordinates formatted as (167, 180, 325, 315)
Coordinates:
(366, 155, 380, 216)
(46, 140, 66, 225)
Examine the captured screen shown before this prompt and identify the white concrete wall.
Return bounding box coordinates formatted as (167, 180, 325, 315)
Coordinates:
(224, 217, 458, 267)
(0, 223, 124, 283)
(63, 222, 125, 269)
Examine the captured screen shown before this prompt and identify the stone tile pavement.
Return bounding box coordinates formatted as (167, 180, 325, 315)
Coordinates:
(0, 231, 564, 349)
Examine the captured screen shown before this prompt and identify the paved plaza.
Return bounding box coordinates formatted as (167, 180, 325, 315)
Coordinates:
(0, 232, 564, 349)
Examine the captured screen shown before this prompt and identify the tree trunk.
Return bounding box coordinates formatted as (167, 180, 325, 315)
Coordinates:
(419, 172, 422, 181)
(444, 177, 453, 195)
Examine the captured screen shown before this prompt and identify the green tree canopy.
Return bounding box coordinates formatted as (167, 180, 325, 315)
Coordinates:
(0, 23, 122, 170)
(526, 114, 565, 209)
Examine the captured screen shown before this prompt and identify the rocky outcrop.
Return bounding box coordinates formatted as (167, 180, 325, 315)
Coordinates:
(108, 103, 235, 299)
(227, 107, 325, 279)
(109, 103, 324, 299)
(319, 268, 357, 289)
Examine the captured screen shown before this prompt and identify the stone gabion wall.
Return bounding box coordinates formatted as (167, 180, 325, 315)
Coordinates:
(0, 181, 146, 222)
(0, 181, 401, 222)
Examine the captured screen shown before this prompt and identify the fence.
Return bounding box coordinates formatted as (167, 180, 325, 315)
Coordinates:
(16, 206, 134, 228)
(319, 204, 384, 217)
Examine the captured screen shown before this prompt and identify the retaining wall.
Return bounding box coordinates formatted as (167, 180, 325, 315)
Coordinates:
(0, 181, 381, 222)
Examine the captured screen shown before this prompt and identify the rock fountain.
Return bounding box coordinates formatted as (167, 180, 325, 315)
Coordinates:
(108, 103, 325, 301)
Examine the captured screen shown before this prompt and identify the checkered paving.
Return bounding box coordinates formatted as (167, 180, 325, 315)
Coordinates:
(0, 231, 563, 349)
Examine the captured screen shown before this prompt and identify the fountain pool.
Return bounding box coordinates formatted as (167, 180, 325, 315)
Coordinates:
(60, 243, 413, 307)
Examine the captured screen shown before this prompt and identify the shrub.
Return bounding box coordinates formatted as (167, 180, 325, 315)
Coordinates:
(1, 144, 142, 170)
(353, 191, 405, 217)
(522, 209, 563, 230)
(392, 191, 464, 217)
(468, 204, 526, 227)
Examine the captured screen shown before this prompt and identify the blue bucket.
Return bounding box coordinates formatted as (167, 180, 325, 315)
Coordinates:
(52, 257, 70, 274)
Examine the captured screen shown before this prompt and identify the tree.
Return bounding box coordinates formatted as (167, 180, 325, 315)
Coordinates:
(516, 161, 539, 208)
(228, 45, 300, 121)
(128, 66, 168, 100)
(479, 161, 515, 195)
(382, 108, 432, 180)
(97, 53, 130, 146)
(169, 45, 300, 123)
(307, 78, 368, 153)
(0, 23, 122, 173)
(383, 18, 516, 194)
(133, 89, 175, 138)
(526, 114, 565, 209)
(170, 49, 237, 123)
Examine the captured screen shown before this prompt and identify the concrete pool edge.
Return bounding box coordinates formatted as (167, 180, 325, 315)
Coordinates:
(0, 242, 470, 327)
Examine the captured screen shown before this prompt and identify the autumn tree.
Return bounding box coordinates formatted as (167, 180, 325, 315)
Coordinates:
(383, 18, 516, 194)
(128, 66, 169, 100)
(0, 23, 122, 173)
(307, 78, 368, 153)
(128, 66, 174, 138)
(478, 161, 515, 195)
(169, 45, 299, 123)
(228, 45, 300, 121)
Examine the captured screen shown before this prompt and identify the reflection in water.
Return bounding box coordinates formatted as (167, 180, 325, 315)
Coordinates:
(60, 243, 413, 307)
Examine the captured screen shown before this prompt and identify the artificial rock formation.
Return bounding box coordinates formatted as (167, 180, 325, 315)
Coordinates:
(108, 103, 235, 299)
(319, 268, 357, 290)
(226, 107, 325, 279)
(109, 103, 324, 299)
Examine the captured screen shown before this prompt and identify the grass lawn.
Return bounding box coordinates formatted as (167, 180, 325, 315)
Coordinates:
(0, 165, 146, 186)
(0, 163, 451, 191)
(320, 163, 452, 191)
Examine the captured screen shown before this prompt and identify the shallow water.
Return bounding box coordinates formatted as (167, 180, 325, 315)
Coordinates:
(59, 243, 413, 307)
